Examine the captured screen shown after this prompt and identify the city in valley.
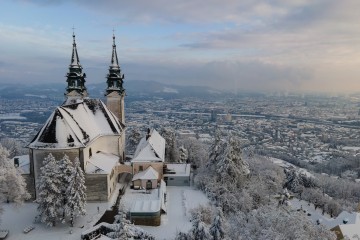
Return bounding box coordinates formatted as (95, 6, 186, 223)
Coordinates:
(2, 91, 360, 174)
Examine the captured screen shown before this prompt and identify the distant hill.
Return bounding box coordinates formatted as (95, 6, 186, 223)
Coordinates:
(0, 80, 225, 100)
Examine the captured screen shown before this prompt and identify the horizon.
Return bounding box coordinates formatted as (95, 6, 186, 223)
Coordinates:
(1, 1, 360, 93)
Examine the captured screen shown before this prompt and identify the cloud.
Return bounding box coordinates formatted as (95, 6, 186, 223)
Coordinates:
(3, 0, 360, 93)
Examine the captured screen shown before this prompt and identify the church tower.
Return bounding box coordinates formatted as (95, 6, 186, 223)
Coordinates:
(64, 33, 88, 103)
(105, 34, 125, 123)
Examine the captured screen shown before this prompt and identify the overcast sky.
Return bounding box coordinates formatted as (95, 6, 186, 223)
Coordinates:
(1, 0, 360, 93)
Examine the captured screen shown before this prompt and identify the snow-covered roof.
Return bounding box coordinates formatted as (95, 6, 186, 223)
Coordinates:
(132, 166, 159, 181)
(86, 151, 119, 174)
(131, 200, 161, 213)
(130, 180, 166, 214)
(12, 155, 30, 174)
(132, 129, 165, 163)
(338, 223, 360, 239)
(164, 164, 191, 177)
(328, 211, 360, 229)
(28, 99, 124, 149)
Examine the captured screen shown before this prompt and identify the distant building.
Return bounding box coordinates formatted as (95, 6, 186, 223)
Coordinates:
(27, 33, 127, 201)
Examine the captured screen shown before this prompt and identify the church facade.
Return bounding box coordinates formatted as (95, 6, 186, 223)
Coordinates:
(27, 33, 129, 201)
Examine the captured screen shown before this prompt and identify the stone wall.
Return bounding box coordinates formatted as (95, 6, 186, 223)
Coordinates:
(85, 174, 108, 201)
(131, 215, 161, 226)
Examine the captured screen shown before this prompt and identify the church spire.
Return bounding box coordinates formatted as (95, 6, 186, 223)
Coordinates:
(70, 33, 81, 67)
(110, 33, 120, 69)
(105, 33, 125, 123)
(64, 32, 88, 102)
(106, 33, 124, 95)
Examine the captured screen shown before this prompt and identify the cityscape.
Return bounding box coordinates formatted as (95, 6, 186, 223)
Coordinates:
(2, 91, 360, 178)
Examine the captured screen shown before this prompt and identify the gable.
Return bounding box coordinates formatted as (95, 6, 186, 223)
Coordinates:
(132, 129, 165, 163)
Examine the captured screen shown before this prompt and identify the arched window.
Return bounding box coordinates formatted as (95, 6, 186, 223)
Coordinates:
(89, 148, 92, 158)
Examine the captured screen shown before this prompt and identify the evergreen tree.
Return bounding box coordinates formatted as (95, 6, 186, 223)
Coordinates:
(36, 153, 63, 226)
(215, 135, 250, 187)
(107, 209, 154, 239)
(64, 157, 86, 226)
(209, 208, 227, 240)
(179, 146, 188, 163)
(160, 127, 179, 162)
(190, 211, 211, 240)
(58, 154, 73, 221)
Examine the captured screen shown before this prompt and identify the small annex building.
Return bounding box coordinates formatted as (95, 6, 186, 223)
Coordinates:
(163, 163, 191, 186)
(131, 129, 165, 181)
(132, 166, 159, 189)
(27, 33, 127, 201)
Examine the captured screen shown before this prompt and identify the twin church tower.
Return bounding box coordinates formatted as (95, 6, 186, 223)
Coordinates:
(27, 33, 127, 200)
(65, 33, 125, 123)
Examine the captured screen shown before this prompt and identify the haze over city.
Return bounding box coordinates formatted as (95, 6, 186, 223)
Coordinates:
(1, 0, 360, 93)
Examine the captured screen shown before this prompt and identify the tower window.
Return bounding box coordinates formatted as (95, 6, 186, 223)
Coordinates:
(139, 166, 143, 171)
(89, 148, 92, 158)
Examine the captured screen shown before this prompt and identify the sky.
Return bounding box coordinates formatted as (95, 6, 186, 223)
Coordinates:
(1, 0, 360, 93)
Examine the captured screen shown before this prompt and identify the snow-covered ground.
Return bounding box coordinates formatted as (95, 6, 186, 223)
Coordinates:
(1, 186, 209, 240)
(122, 186, 210, 240)
(289, 198, 360, 229)
(268, 157, 314, 177)
(0, 202, 109, 240)
(289, 198, 331, 225)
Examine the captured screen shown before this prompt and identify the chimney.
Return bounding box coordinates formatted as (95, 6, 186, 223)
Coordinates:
(14, 158, 19, 168)
(146, 128, 151, 140)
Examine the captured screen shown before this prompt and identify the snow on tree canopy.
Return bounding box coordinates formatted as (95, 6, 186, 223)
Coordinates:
(28, 99, 124, 148)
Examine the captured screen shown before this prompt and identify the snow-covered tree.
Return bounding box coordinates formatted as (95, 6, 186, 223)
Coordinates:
(0, 138, 26, 158)
(179, 146, 188, 163)
(36, 153, 63, 226)
(160, 127, 179, 162)
(228, 205, 336, 240)
(283, 168, 316, 193)
(64, 157, 86, 226)
(58, 154, 73, 220)
(107, 208, 154, 239)
(189, 209, 211, 240)
(214, 135, 249, 187)
(126, 128, 142, 155)
(179, 137, 209, 168)
(0, 144, 30, 205)
(209, 208, 228, 240)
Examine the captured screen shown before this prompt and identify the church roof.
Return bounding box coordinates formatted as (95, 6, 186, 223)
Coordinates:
(28, 99, 124, 149)
(132, 129, 165, 163)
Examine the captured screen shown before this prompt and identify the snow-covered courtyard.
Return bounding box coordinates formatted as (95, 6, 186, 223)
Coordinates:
(127, 186, 209, 240)
(0, 186, 209, 240)
(0, 201, 110, 240)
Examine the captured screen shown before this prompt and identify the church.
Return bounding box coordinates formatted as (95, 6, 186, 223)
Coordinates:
(27, 33, 129, 201)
